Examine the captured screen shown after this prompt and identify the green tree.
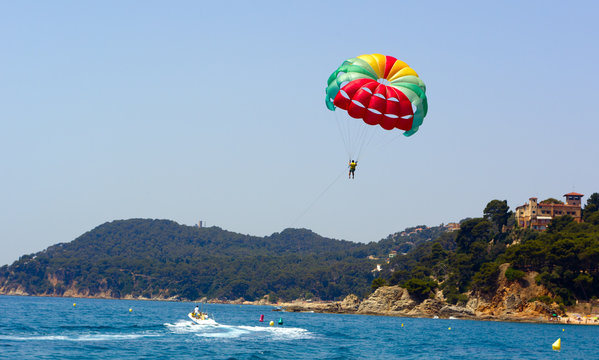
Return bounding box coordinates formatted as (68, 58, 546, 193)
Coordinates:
(547, 215, 574, 233)
(483, 200, 511, 230)
(456, 218, 493, 251)
(540, 198, 563, 204)
(583, 193, 599, 221)
(389, 270, 410, 286)
(430, 242, 447, 262)
(402, 277, 438, 301)
(585, 211, 599, 225)
(504, 267, 525, 282)
(471, 262, 500, 294)
(371, 277, 388, 291)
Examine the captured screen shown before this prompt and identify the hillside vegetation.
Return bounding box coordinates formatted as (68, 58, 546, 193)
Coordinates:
(2, 192, 598, 307)
(1, 220, 379, 301)
(0, 219, 449, 301)
(378, 193, 599, 307)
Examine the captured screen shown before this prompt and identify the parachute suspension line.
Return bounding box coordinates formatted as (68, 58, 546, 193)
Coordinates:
(334, 110, 395, 162)
(351, 120, 367, 156)
(333, 110, 352, 159)
(336, 110, 369, 161)
(354, 124, 376, 162)
(350, 123, 366, 161)
(288, 168, 346, 228)
(356, 126, 406, 162)
(343, 112, 354, 155)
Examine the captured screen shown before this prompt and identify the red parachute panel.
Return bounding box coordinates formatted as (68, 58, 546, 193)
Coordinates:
(333, 79, 414, 131)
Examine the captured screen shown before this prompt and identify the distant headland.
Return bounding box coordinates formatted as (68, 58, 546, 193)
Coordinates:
(2, 192, 599, 324)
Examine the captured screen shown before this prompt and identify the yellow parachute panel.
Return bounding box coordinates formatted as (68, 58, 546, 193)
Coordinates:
(357, 54, 385, 79)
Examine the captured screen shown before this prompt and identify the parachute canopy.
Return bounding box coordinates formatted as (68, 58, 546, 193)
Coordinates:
(325, 54, 428, 136)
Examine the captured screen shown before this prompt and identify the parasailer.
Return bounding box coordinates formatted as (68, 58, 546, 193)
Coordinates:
(325, 54, 428, 164)
(349, 160, 357, 179)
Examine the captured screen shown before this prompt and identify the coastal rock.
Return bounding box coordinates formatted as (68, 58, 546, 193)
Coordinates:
(0, 285, 29, 296)
(282, 301, 341, 313)
(473, 263, 559, 319)
(505, 294, 522, 311)
(358, 286, 415, 314)
(252, 295, 271, 305)
(439, 305, 475, 318)
(340, 294, 360, 311)
(413, 298, 444, 316)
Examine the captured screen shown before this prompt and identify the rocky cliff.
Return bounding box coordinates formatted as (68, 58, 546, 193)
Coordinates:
(282, 264, 563, 322)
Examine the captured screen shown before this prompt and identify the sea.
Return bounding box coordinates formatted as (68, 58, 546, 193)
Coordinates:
(0, 295, 596, 359)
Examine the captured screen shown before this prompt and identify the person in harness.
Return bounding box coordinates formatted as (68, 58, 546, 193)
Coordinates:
(348, 160, 357, 179)
(192, 305, 207, 320)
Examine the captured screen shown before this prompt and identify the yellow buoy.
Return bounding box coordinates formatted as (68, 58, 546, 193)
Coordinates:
(73, 303, 76, 307)
(448, 327, 451, 330)
(129, 308, 133, 312)
(401, 323, 404, 327)
(269, 321, 274, 326)
(552, 338, 561, 351)
(562, 328, 565, 332)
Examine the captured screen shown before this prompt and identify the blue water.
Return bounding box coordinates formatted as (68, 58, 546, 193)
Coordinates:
(0, 296, 596, 359)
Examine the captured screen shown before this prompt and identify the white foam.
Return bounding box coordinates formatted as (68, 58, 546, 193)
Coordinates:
(164, 318, 313, 341)
(164, 319, 220, 334)
(190, 318, 218, 326)
(237, 325, 313, 340)
(0, 333, 159, 342)
(194, 325, 249, 338)
(191, 324, 313, 340)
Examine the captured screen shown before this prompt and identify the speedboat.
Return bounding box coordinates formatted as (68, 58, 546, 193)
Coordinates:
(188, 312, 216, 325)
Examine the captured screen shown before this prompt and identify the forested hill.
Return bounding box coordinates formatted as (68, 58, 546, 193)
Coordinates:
(5, 194, 598, 310)
(0, 219, 385, 301)
(43, 219, 364, 260)
(376, 195, 599, 308)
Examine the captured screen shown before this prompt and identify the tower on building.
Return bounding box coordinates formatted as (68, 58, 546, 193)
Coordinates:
(564, 192, 583, 206)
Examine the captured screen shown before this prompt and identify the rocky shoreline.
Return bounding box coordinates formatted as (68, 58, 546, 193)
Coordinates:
(274, 291, 598, 325)
(3, 264, 598, 325)
(3, 289, 596, 325)
(271, 265, 599, 326)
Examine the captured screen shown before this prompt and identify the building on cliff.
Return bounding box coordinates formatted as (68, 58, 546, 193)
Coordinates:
(445, 222, 460, 232)
(515, 192, 584, 230)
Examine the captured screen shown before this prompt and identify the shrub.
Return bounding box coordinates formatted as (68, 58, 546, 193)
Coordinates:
(402, 277, 438, 301)
(505, 267, 526, 282)
(529, 295, 552, 305)
(471, 262, 500, 294)
(445, 291, 469, 305)
(371, 277, 388, 291)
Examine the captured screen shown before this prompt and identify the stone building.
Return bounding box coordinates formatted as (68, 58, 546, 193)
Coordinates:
(515, 192, 584, 230)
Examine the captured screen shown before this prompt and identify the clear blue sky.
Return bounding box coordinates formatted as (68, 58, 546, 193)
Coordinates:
(1, 1, 598, 266)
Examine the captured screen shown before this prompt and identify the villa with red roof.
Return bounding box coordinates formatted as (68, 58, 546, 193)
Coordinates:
(515, 192, 584, 230)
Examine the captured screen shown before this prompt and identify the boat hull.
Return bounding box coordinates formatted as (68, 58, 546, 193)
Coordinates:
(187, 312, 216, 325)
